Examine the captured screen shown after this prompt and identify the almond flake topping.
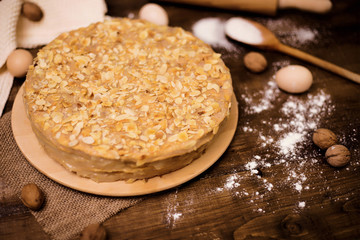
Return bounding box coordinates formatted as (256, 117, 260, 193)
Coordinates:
(23, 18, 233, 159)
(82, 136, 95, 144)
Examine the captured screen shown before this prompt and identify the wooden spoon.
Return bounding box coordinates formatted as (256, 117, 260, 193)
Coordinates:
(225, 17, 360, 84)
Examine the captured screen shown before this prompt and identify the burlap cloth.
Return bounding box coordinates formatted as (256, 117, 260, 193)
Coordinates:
(0, 111, 142, 240)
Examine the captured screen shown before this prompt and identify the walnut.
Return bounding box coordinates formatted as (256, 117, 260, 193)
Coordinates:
(21, 2, 43, 22)
(325, 144, 351, 167)
(80, 223, 107, 240)
(312, 128, 337, 150)
(20, 183, 45, 211)
(243, 52, 267, 73)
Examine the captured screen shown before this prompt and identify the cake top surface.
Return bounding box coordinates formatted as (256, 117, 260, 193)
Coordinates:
(24, 18, 233, 163)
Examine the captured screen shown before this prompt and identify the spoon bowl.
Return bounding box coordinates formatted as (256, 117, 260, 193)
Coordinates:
(225, 17, 360, 84)
(225, 17, 279, 49)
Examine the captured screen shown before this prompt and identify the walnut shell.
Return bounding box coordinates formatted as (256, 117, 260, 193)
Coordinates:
(312, 128, 337, 150)
(243, 52, 267, 73)
(325, 144, 351, 167)
(80, 223, 107, 240)
(21, 2, 43, 22)
(20, 183, 45, 211)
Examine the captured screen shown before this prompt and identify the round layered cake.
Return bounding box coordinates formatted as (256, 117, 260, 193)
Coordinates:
(23, 18, 233, 182)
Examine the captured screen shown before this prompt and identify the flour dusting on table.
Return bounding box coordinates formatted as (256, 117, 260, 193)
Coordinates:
(216, 79, 339, 213)
(264, 18, 319, 47)
(164, 189, 183, 228)
(241, 81, 280, 114)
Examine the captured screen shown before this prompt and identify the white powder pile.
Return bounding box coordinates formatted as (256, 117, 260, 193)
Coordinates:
(191, 17, 237, 51)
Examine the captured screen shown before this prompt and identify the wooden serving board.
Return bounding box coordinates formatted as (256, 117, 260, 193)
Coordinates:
(11, 86, 238, 196)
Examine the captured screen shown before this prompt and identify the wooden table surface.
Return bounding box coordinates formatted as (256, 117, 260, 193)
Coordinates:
(1, 0, 360, 239)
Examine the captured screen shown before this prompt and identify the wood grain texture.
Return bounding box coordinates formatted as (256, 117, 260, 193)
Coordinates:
(1, 0, 360, 239)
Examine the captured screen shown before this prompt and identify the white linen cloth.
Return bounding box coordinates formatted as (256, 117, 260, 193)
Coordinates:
(0, 0, 107, 116)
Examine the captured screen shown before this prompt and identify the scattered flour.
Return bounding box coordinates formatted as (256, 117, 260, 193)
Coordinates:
(295, 28, 317, 44)
(224, 174, 241, 189)
(278, 132, 304, 157)
(245, 161, 259, 175)
(298, 201, 306, 208)
(264, 18, 319, 47)
(165, 189, 183, 228)
(218, 80, 337, 213)
(241, 81, 280, 114)
(294, 182, 303, 192)
(272, 59, 291, 71)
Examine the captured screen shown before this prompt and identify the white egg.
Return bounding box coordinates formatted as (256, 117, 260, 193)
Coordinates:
(275, 65, 313, 93)
(6, 49, 33, 77)
(139, 3, 169, 26)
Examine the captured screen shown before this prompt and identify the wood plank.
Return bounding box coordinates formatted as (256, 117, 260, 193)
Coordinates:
(1, 0, 359, 239)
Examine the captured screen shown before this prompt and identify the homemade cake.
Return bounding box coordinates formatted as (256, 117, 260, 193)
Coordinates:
(23, 18, 233, 182)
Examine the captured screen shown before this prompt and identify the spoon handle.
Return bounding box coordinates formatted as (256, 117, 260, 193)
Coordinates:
(275, 43, 360, 84)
